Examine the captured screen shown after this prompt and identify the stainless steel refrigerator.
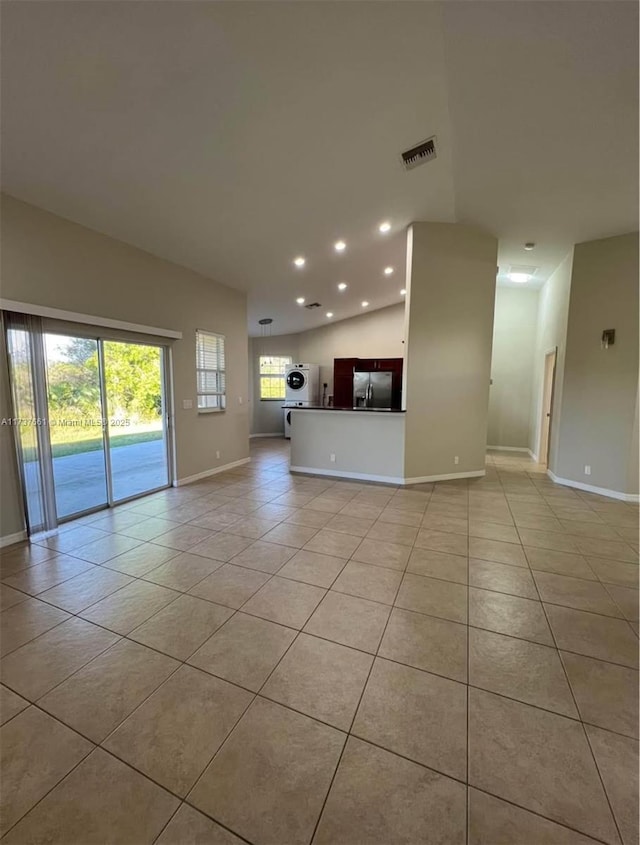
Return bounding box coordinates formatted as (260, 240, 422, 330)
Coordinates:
(353, 371, 393, 409)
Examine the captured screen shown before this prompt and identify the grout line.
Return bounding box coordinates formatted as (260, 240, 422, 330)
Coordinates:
(504, 483, 627, 845)
(3, 540, 637, 675)
(467, 784, 616, 845)
(308, 485, 432, 845)
(149, 802, 185, 845)
(2, 447, 637, 844)
(465, 485, 470, 845)
(0, 717, 96, 840)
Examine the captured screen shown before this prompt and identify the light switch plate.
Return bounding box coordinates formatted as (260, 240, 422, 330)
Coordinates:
(182, 399, 193, 410)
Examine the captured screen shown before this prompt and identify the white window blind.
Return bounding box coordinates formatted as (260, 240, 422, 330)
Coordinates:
(259, 355, 291, 400)
(196, 330, 226, 412)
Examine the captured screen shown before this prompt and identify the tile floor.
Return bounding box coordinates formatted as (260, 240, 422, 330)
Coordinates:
(0, 440, 638, 844)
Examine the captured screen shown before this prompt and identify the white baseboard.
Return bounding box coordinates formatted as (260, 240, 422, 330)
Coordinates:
(0, 529, 28, 549)
(487, 446, 540, 462)
(175, 457, 251, 486)
(290, 465, 403, 485)
(405, 470, 486, 484)
(249, 433, 283, 439)
(289, 465, 486, 486)
(546, 470, 640, 503)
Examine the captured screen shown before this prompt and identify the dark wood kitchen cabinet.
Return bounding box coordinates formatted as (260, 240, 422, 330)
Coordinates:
(333, 357, 403, 408)
(376, 358, 402, 371)
(354, 359, 376, 372)
(333, 358, 358, 408)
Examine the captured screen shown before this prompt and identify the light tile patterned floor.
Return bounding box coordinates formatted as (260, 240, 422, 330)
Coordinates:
(0, 440, 638, 844)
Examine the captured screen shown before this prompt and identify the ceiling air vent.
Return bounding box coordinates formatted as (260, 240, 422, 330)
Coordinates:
(304, 302, 322, 309)
(401, 136, 437, 171)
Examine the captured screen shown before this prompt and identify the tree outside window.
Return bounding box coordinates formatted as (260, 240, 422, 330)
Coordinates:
(259, 355, 291, 400)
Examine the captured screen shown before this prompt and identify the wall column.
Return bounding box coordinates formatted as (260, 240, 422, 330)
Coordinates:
(403, 222, 498, 481)
(554, 232, 639, 497)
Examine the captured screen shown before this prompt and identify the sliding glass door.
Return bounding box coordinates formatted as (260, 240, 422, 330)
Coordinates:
(5, 314, 172, 531)
(43, 333, 109, 519)
(103, 341, 169, 501)
(6, 317, 55, 533)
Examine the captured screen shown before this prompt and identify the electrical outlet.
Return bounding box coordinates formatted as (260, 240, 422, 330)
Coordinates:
(584, 465, 591, 476)
(330, 453, 336, 463)
(216, 450, 221, 459)
(238, 396, 243, 405)
(454, 456, 459, 465)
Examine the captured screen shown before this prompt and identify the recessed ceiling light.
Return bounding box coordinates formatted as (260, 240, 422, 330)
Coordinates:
(384, 266, 394, 276)
(400, 289, 407, 295)
(379, 221, 391, 233)
(296, 297, 306, 304)
(334, 240, 346, 252)
(508, 273, 531, 284)
(524, 242, 536, 251)
(326, 312, 334, 318)
(361, 301, 369, 307)
(293, 256, 306, 268)
(337, 282, 347, 291)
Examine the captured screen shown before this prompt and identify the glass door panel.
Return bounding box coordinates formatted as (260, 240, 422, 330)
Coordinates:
(102, 340, 169, 501)
(6, 324, 50, 532)
(43, 334, 109, 519)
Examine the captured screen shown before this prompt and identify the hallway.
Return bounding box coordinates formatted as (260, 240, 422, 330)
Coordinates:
(0, 439, 637, 844)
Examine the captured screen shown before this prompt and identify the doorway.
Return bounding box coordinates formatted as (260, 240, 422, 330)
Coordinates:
(6, 314, 172, 534)
(538, 348, 557, 467)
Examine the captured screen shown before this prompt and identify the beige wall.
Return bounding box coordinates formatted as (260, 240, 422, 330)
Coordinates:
(555, 233, 639, 495)
(249, 304, 405, 435)
(0, 195, 249, 539)
(529, 250, 573, 464)
(488, 287, 539, 449)
(629, 393, 639, 496)
(403, 222, 498, 479)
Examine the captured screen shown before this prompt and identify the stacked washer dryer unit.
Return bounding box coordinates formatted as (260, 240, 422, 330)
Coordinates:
(283, 363, 319, 439)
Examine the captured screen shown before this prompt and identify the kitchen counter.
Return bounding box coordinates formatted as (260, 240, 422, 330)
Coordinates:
(288, 407, 405, 483)
(287, 407, 486, 487)
(283, 405, 405, 413)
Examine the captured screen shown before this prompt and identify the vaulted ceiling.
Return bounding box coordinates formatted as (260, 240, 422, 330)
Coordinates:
(2, 1, 637, 335)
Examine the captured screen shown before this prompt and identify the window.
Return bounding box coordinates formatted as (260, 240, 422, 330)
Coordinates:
(196, 330, 226, 411)
(259, 355, 291, 400)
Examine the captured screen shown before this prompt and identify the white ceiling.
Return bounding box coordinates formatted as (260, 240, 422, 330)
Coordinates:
(2, 1, 637, 335)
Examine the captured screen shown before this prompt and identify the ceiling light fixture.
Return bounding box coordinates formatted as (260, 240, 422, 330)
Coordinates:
(296, 297, 306, 304)
(334, 240, 346, 252)
(384, 266, 394, 276)
(361, 301, 369, 307)
(379, 221, 391, 233)
(508, 273, 531, 284)
(326, 312, 334, 318)
(293, 256, 306, 268)
(524, 242, 536, 251)
(337, 282, 347, 291)
(258, 318, 273, 339)
(400, 289, 407, 295)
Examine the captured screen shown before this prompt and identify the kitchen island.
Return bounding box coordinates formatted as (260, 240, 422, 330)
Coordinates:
(288, 407, 406, 484)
